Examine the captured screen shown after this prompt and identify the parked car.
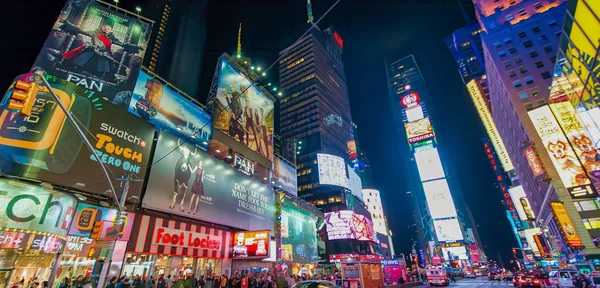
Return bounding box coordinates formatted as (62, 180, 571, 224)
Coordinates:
(489, 272, 501, 281)
(292, 280, 339, 288)
(519, 274, 542, 288)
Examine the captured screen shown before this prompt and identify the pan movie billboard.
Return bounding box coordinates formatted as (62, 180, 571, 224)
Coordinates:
(32, 0, 151, 105)
(0, 75, 155, 200)
(212, 57, 274, 160)
(129, 71, 212, 151)
(142, 131, 274, 232)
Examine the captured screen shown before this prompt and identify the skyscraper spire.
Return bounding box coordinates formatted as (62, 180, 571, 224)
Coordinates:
(237, 23, 242, 56)
(307, 0, 314, 24)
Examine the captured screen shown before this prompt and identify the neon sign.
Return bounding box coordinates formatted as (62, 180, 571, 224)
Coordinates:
(333, 32, 344, 48)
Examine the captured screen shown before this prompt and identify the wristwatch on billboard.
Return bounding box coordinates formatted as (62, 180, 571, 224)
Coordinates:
(0, 76, 91, 174)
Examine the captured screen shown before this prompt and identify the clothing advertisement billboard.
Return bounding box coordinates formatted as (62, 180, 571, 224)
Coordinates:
(404, 117, 434, 144)
(0, 178, 77, 236)
(528, 106, 594, 198)
(142, 131, 275, 232)
(129, 71, 212, 151)
(550, 201, 583, 248)
(272, 157, 297, 196)
(212, 57, 274, 160)
(317, 153, 349, 188)
(32, 0, 151, 104)
(508, 186, 536, 221)
(414, 147, 445, 181)
(232, 231, 270, 259)
(325, 210, 375, 241)
(423, 179, 458, 219)
(348, 166, 363, 201)
(280, 198, 318, 264)
(68, 203, 135, 241)
(433, 218, 464, 242)
(0, 76, 155, 200)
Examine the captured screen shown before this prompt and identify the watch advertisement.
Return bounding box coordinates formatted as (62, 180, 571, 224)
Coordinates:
(68, 203, 136, 241)
(142, 131, 274, 232)
(0, 178, 77, 236)
(0, 78, 155, 201)
(32, 0, 151, 105)
(232, 230, 269, 259)
(129, 71, 212, 151)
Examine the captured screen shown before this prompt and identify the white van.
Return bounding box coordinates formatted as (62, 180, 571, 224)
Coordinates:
(551, 270, 579, 288)
(427, 266, 449, 286)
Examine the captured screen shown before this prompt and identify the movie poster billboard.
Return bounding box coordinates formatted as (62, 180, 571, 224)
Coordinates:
(212, 57, 274, 159)
(273, 157, 297, 196)
(32, 0, 151, 105)
(0, 76, 155, 200)
(404, 117, 434, 144)
(528, 106, 595, 198)
(129, 71, 212, 151)
(142, 131, 274, 232)
(280, 198, 318, 264)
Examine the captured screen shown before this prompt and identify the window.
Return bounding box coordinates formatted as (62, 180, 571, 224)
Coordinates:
(499, 50, 507, 57)
(519, 66, 528, 74)
(536, 99, 545, 105)
(504, 60, 512, 68)
(525, 77, 534, 85)
(537, 35, 548, 43)
(518, 9, 527, 16)
(532, 26, 541, 33)
(532, 88, 539, 97)
(544, 45, 553, 53)
(509, 47, 517, 54)
(535, 61, 544, 68)
(504, 37, 512, 44)
(316, 199, 326, 205)
(550, 56, 557, 63)
(548, 20, 558, 27)
(554, 30, 562, 36)
(529, 51, 539, 58)
(519, 91, 529, 99)
(506, 14, 514, 21)
(525, 103, 534, 111)
(519, 32, 527, 38)
(508, 70, 517, 78)
(523, 40, 533, 48)
(514, 56, 523, 64)
(541, 71, 552, 79)
(574, 200, 600, 212)
(494, 42, 502, 48)
(582, 218, 600, 230)
(328, 197, 336, 203)
(514, 81, 522, 88)
(534, 2, 543, 9)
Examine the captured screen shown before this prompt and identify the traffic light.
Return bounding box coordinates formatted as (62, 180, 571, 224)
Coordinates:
(91, 221, 103, 240)
(8, 80, 39, 116)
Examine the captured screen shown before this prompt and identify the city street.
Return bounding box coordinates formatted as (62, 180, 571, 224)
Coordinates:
(415, 278, 513, 288)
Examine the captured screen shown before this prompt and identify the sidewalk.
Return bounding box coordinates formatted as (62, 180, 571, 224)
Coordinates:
(386, 281, 424, 287)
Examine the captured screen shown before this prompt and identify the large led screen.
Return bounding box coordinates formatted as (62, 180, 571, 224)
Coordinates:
(280, 198, 318, 264)
(348, 166, 363, 200)
(317, 153, 349, 188)
(32, 0, 151, 104)
(0, 76, 155, 200)
(433, 218, 464, 242)
(404, 117, 434, 144)
(325, 210, 375, 241)
(415, 148, 445, 181)
(142, 131, 274, 232)
(508, 186, 536, 221)
(442, 246, 468, 260)
(212, 57, 274, 159)
(273, 157, 298, 196)
(423, 179, 458, 219)
(232, 231, 270, 259)
(129, 71, 212, 151)
(528, 106, 594, 198)
(523, 228, 542, 255)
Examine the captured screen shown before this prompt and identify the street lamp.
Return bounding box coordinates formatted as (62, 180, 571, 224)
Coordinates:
(114, 0, 119, 6)
(135, 7, 142, 15)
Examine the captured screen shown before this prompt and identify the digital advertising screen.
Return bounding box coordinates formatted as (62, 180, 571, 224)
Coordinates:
(32, 0, 151, 105)
(280, 198, 318, 264)
(317, 153, 349, 188)
(433, 218, 464, 242)
(0, 77, 155, 200)
(550, 201, 583, 248)
(405, 105, 424, 123)
(347, 140, 357, 159)
(348, 166, 364, 200)
(69, 203, 136, 241)
(129, 71, 212, 151)
(528, 106, 594, 198)
(404, 117, 434, 144)
(273, 157, 298, 196)
(325, 210, 375, 241)
(508, 186, 536, 221)
(142, 131, 275, 232)
(442, 246, 468, 260)
(232, 230, 270, 259)
(415, 148, 445, 181)
(211, 57, 274, 160)
(423, 179, 458, 219)
(523, 228, 542, 256)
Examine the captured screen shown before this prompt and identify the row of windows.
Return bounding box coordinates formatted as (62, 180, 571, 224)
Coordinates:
(287, 58, 305, 70)
(297, 168, 313, 176)
(298, 182, 319, 192)
(574, 199, 600, 212)
(310, 196, 343, 206)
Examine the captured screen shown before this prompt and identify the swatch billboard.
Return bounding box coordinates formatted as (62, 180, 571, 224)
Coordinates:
(142, 131, 275, 232)
(212, 57, 274, 160)
(0, 77, 155, 200)
(32, 0, 151, 105)
(129, 71, 212, 151)
(273, 156, 297, 196)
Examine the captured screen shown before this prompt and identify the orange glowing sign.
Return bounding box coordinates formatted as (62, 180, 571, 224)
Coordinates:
(550, 202, 583, 248)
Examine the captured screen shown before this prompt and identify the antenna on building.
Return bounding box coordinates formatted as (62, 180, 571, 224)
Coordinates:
(237, 23, 242, 57)
(307, 0, 314, 24)
(456, 0, 471, 24)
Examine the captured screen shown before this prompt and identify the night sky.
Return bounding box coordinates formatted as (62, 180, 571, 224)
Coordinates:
(3, 0, 518, 266)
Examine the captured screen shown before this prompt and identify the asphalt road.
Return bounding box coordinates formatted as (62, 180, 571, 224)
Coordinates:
(418, 277, 514, 288)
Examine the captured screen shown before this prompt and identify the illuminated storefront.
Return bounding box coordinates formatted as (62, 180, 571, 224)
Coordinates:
(0, 178, 77, 287)
(125, 214, 234, 278)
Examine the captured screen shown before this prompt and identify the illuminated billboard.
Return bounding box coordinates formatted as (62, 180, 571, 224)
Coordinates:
(32, 0, 151, 104)
(325, 210, 375, 241)
(348, 165, 363, 200)
(317, 153, 349, 188)
(442, 246, 468, 260)
(550, 201, 583, 248)
(405, 106, 425, 123)
(523, 144, 545, 180)
(404, 117, 434, 144)
(467, 80, 514, 171)
(508, 186, 536, 221)
(212, 57, 274, 160)
(415, 148, 445, 181)
(232, 231, 270, 259)
(523, 228, 542, 256)
(272, 157, 298, 196)
(423, 179, 458, 219)
(347, 140, 357, 159)
(528, 106, 594, 198)
(433, 218, 464, 242)
(280, 198, 318, 264)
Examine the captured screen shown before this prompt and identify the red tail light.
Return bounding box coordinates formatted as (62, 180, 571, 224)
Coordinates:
(534, 280, 540, 284)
